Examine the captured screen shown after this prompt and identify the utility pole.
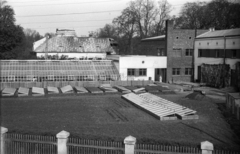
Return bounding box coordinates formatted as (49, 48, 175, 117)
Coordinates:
(192, 28, 197, 82)
(223, 36, 226, 88)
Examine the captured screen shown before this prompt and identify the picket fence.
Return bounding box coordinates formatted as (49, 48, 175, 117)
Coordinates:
(0, 80, 154, 89)
(1, 127, 240, 154)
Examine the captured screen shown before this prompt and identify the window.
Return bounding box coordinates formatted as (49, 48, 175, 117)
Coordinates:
(99, 75, 106, 81)
(26, 75, 34, 81)
(127, 69, 147, 76)
(216, 50, 220, 58)
(198, 49, 202, 57)
(176, 37, 179, 39)
(216, 42, 218, 45)
(47, 75, 54, 81)
(68, 75, 75, 81)
(127, 69, 135, 76)
(173, 48, 182, 57)
(172, 68, 180, 75)
(189, 37, 192, 39)
(199, 42, 201, 45)
(8, 75, 15, 82)
(232, 50, 237, 58)
(207, 42, 209, 45)
(139, 69, 147, 76)
(157, 48, 165, 56)
(185, 49, 193, 56)
(233, 42, 235, 45)
(185, 68, 192, 75)
(110, 75, 118, 81)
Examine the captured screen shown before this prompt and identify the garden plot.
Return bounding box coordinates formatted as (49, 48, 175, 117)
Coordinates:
(75, 86, 88, 93)
(47, 86, 59, 94)
(139, 93, 198, 120)
(114, 85, 131, 93)
(32, 87, 45, 96)
(61, 85, 74, 94)
(17, 87, 29, 97)
(1, 88, 16, 96)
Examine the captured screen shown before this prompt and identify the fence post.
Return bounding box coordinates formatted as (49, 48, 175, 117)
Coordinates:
(1, 127, 8, 154)
(201, 141, 213, 154)
(124, 135, 136, 154)
(56, 130, 70, 154)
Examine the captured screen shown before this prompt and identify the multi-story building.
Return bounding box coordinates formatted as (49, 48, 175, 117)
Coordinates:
(194, 28, 240, 84)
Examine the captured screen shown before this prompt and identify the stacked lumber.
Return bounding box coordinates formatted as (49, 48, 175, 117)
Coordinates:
(132, 87, 146, 93)
(32, 87, 45, 96)
(1, 88, 16, 96)
(114, 85, 131, 93)
(17, 87, 29, 96)
(75, 86, 88, 93)
(139, 93, 198, 120)
(86, 87, 103, 93)
(61, 85, 74, 94)
(47, 86, 59, 94)
(99, 84, 118, 93)
(122, 93, 177, 121)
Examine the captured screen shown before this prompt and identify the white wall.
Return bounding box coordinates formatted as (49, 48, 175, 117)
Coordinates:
(119, 56, 167, 81)
(194, 36, 240, 80)
(37, 52, 106, 59)
(33, 37, 46, 50)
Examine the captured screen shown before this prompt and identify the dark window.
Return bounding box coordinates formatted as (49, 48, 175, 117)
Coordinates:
(139, 69, 147, 76)
(127, 69, 135, 76)
(232, 50, 237, 58)
(176, 37, 179, 39)
(189, 37, 192, 39)
(216, 42, 218, 45)
(199, 43, 201, 45)
(185, 49, 193, 56)
(233, 42, 235, 45)
(172, 68, 180, 75)
(207, 42, 209, 45)
(216, 50, 220, 57)
(199, 49, 202, 57)
(185, 68, 192, 75)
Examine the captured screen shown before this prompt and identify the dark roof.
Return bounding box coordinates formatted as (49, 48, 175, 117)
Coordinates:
(196, 28, 240, 39)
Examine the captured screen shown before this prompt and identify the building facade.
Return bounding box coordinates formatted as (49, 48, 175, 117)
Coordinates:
(165, 20, 207, 83)
(194, 28, 240, 83)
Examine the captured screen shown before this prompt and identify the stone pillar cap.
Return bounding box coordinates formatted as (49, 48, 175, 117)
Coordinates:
(201, 141, 214, 150)
(124, 135, 136, 145)
(56, 130, 70, 138)
(1, 127, 8, 134)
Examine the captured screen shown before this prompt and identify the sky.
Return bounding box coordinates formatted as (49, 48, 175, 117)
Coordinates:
(7, 0, 212, 37)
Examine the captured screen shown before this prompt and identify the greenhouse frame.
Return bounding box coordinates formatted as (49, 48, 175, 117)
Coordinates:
(0, 60, 120, 83)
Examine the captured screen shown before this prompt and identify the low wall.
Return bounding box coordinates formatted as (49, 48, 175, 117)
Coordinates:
(0, 80, 154, 89)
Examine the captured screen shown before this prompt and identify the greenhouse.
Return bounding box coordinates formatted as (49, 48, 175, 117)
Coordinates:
(0, 60, 120, 82)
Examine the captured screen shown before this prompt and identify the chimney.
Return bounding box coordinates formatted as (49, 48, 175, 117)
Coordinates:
(209, 27, 215, 32)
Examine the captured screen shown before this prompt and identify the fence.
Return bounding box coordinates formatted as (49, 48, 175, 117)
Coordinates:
(0, 80, 154, 89)
(2, 127, 239, 154)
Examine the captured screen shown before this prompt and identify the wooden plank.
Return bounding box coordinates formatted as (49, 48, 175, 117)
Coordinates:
(32, 87, 45, 96)
(61, 85, 74, 94)
(1, 87, 16, 96)
(17, 87, 29, 97)
(47, 86, 59, 94)
(75, 86, 88, 93)
(86, 87, 104, 93)
(132, 87, 146, 94)
(114, 85, 131, 93)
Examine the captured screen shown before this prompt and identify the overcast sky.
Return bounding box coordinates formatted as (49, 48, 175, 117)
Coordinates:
(8, 0, 212, 36)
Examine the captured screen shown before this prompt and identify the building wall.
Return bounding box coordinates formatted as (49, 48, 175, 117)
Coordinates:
(119, 56, 167, 81)
(138, 40, 165, 56)
(166, 20, 208, 83)
(37, 52, 106, 59)
(194, 36, 240, 80)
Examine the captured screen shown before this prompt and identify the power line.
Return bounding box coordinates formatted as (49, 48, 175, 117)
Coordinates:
(11, 0, 121, 7)
(19, 19, 113, 24)
(16, 10, 122, 18)
(27, 25, 104, 29)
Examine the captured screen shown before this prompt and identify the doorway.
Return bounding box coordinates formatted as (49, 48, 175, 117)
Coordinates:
(155, 68, 166, 82)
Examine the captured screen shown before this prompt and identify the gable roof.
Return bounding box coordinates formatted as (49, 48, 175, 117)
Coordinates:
(33, 36, 117, 54)
(196, 28, 240, 39)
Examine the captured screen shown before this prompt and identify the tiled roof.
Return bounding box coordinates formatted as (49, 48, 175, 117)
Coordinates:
(34, 36, 116, 54)
(196, 28, 240, 39)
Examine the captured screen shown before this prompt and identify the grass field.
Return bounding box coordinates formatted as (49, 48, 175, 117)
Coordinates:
(1, 92, 239, 150)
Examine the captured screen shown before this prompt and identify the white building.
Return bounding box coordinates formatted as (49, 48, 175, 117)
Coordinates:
(108, 55, 167, 81)
(194, 28, 240, 81)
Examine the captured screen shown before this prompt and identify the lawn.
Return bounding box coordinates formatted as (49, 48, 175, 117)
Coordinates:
(1, 92, 239, 150)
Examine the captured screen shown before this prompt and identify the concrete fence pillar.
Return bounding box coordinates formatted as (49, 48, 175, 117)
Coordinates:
(201, 141, 214, 154)
(1, 127, 8, 154)
(124, 135, 136, 154)
(56, 130, 70, 154)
